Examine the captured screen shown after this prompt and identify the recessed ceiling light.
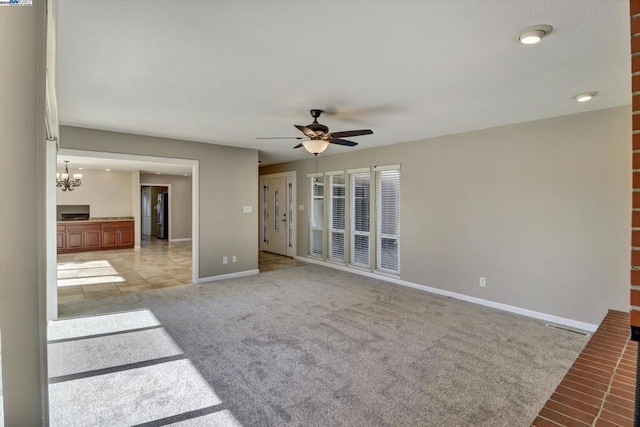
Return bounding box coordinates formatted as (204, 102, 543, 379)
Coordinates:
(78, 167, 83, 170)
(573, 91, 598, 103)
(105, 169, 111, 172)
(516, 24, 553, 45)
(183, 173, 189, 176)
(156, 172, 161, 175)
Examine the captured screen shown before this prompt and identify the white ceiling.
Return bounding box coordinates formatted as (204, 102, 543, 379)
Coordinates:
(57, 155, 192, 176)
(55, 0, 631, 166)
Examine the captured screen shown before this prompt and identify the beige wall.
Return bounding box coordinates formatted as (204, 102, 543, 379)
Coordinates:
(0, 0, 48, 424)
(60, 126, 258, 278)
(57, 168, 135, 217)
(261, 106, 631, 325)
(141, 174, 192, 240)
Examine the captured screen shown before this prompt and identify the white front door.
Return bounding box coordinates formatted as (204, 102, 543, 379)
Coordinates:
(263, 177, 287, 255)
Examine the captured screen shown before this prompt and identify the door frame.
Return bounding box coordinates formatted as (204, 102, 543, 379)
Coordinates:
(259, 171, 296, 257)
(140, 183, 172, 241)
(48, 148, 199, 320)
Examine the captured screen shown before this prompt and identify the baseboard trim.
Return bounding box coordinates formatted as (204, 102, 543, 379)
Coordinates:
(170, 238, 192, 242)
(197, 269, 259, 284)
(294, 256, 598, 333)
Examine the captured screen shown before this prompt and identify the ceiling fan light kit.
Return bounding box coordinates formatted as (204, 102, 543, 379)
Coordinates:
(257, 109, 374, 157)
(302, 139, 330, 156)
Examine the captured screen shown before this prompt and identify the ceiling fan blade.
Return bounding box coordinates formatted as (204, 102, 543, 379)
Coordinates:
(294, 124, 318, 137)
(329, 129, 373, 138)
(330, 138, 358, 147)
(255, 137, 303, 140)
(293, 143, 304, 149)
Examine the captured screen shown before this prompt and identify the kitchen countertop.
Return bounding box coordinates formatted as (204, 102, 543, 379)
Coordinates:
(57, 217, 134, 224)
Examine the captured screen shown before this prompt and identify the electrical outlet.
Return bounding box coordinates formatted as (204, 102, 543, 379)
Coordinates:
(232, 256, 237, 263)
(223, 256, 228, 264)
(479, 277, 486, 287)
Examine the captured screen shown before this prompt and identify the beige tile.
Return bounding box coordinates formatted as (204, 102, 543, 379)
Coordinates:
(172, 275, 193, 285)
(138, 270, 165, 279)
(59, 276, 116, 287)
(83, 289, 122, 299)
(118, 279, 150, 288)
(83, 283, 119, 293)
(58, 285, 84, 296)
(57, 239, 193, 302)
(58, 294, 85, 304)
(120, 273, 145, 283)
(118, 284, 153, 293)
(57, 269, 80, 279)
(149, 279, 183, 289)
(58, 260, 112, 269)
(77, 266, 118, 277)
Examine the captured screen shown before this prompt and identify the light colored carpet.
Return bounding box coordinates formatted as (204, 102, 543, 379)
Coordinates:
(53, 264, 588, 426)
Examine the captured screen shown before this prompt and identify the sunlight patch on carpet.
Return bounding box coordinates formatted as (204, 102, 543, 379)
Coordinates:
(49, 359, 221, 426)
(48, 309, 160, 341)
(48, 310, 239, 426)
(48, 328, 183, 378)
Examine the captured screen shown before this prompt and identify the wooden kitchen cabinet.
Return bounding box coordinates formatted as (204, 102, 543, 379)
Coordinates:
(57, 221, 134, 254)
(101, 221, 134, 248)
(65, 223, 101, 252)
(56, 225, 66, 251)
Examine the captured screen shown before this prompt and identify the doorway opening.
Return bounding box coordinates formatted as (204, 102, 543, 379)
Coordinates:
(49, 149, 199, 319)
(141, 185, 169, 242)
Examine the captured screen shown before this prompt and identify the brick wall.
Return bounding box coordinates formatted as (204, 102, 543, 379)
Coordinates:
(532, 311, 637, 426)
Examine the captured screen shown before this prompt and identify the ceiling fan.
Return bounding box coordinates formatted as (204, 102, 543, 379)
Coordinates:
(257, 109, 373, 156)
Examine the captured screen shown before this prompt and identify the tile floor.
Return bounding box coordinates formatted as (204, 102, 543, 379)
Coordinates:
(57, 238, 192, 303)
(57, 242, 305, 303)
(258, 251, 307, 272)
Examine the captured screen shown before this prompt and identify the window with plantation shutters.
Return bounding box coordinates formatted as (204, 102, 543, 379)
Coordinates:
(350, 171, 370, 267)
(309, 176, 324, 257)
(376, 167, 400, 273)
(329, 174, 346, 262)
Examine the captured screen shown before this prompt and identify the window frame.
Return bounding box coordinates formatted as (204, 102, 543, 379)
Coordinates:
(375, 165, 401, 275)
(327, 172, 346, 263)
(308, 173, 325, 258)
(349, 168, 371, 269)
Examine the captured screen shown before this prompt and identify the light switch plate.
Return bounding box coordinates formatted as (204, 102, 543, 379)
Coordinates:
(299, 205, 304, 211)
(243, 206, 252, 213)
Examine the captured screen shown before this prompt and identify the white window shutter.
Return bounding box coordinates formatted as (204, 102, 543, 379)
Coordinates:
(329, 174, 346, 262)
(376, 168, 400, 273)
(309, 176, 324, 257)
(350, 171, 371, 267)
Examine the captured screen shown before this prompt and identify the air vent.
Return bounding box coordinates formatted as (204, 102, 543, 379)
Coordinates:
(545, 323, 590, 337)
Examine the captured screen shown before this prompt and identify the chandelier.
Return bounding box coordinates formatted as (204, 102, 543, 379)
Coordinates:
(56, 161, 83, 191)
